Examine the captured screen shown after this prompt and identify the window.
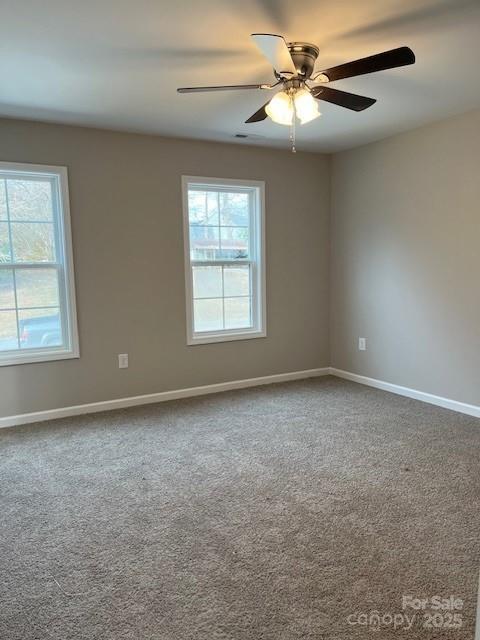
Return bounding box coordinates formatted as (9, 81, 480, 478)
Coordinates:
(0, 162, 79, 366)
(182, 176, 266, 345)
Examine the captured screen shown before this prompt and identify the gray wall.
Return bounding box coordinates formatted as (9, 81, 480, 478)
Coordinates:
(330, 109, 480, 406)
(0, 118, 330, 417)
(3, 107, 479, 418)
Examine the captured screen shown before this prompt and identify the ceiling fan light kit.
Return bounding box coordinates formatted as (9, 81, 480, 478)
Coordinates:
(264, 85, 321, 126)
(177, 34, 415, 152)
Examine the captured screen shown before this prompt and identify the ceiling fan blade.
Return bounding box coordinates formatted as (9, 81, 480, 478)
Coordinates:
(177, 83, 272, 93)
(314, 46, 415, 82)
(251, 33, 296, 76)
(311, 86, 376, 111)
(245, 101, 270, 123)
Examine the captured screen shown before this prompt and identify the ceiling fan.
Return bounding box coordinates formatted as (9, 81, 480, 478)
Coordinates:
(177, 34, 415, 150)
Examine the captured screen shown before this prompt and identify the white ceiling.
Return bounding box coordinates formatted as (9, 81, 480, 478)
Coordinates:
(1, 0, 480, 152)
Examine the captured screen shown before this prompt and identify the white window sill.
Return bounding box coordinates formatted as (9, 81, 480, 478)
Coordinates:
(0, 348, 80, 367)
(188, 328, 266, 346)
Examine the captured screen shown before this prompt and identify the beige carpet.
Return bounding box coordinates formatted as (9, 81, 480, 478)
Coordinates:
(1, 376, 479, 639)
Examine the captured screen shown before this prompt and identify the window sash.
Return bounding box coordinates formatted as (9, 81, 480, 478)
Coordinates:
(0, 162, 79, 366)
(190, 261, 256, 333)
(0, 263, 69, 353)
(183, 176, 265, 345)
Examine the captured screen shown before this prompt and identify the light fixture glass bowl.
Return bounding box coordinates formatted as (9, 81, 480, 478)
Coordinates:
(266, 88, 321, 126)
(294, 89, 321, 124)
(265, 91, 293, 126)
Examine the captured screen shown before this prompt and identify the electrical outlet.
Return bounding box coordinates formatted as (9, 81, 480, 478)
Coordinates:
(358, 338, 366, 351)
(118, 353, 129, 368)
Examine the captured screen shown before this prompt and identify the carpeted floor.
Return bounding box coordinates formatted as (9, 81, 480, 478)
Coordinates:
(1, 376, 479, 639)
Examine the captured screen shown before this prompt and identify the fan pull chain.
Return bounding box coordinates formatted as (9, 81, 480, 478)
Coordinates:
(290, 96, 297, 153)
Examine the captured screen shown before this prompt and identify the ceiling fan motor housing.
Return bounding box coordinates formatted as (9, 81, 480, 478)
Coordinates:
(287, 42, 320, 79)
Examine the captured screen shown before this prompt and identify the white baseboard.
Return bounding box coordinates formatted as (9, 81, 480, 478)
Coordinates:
(0, 367, 330, 429)
(3, 366, 479, 429)
(330, 368, 480, 419)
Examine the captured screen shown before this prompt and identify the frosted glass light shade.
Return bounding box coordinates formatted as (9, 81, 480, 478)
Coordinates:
(294, 89, 321, 124)
(265, 91, 293, 126)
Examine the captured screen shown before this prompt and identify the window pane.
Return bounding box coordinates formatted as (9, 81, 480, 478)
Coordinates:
(224, 297, 251, 329)
(0, 310, 18, 351)
(0, 270, 15, 309)
(190, 225, 220, 261)
(6, 178, 54, 221)
(0, 180, 7, 220)
(220, 226, 249, 259)
(192, 266, 222, 299)
(224, 265, 250, 297)
(194, 298, 223, 332)
(188, 191, 205, 224)
(219, 192, 249, 226)
(0, 222, 11, 263)
(16, 268, 59, 308)
(19, 308, 62, 349)
(11, 222, 56, 262)
(188, 190, 219, 226)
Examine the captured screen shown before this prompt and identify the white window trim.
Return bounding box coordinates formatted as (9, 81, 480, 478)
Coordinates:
(182, 175, 266, 346)
(0, 161, 79, 366)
